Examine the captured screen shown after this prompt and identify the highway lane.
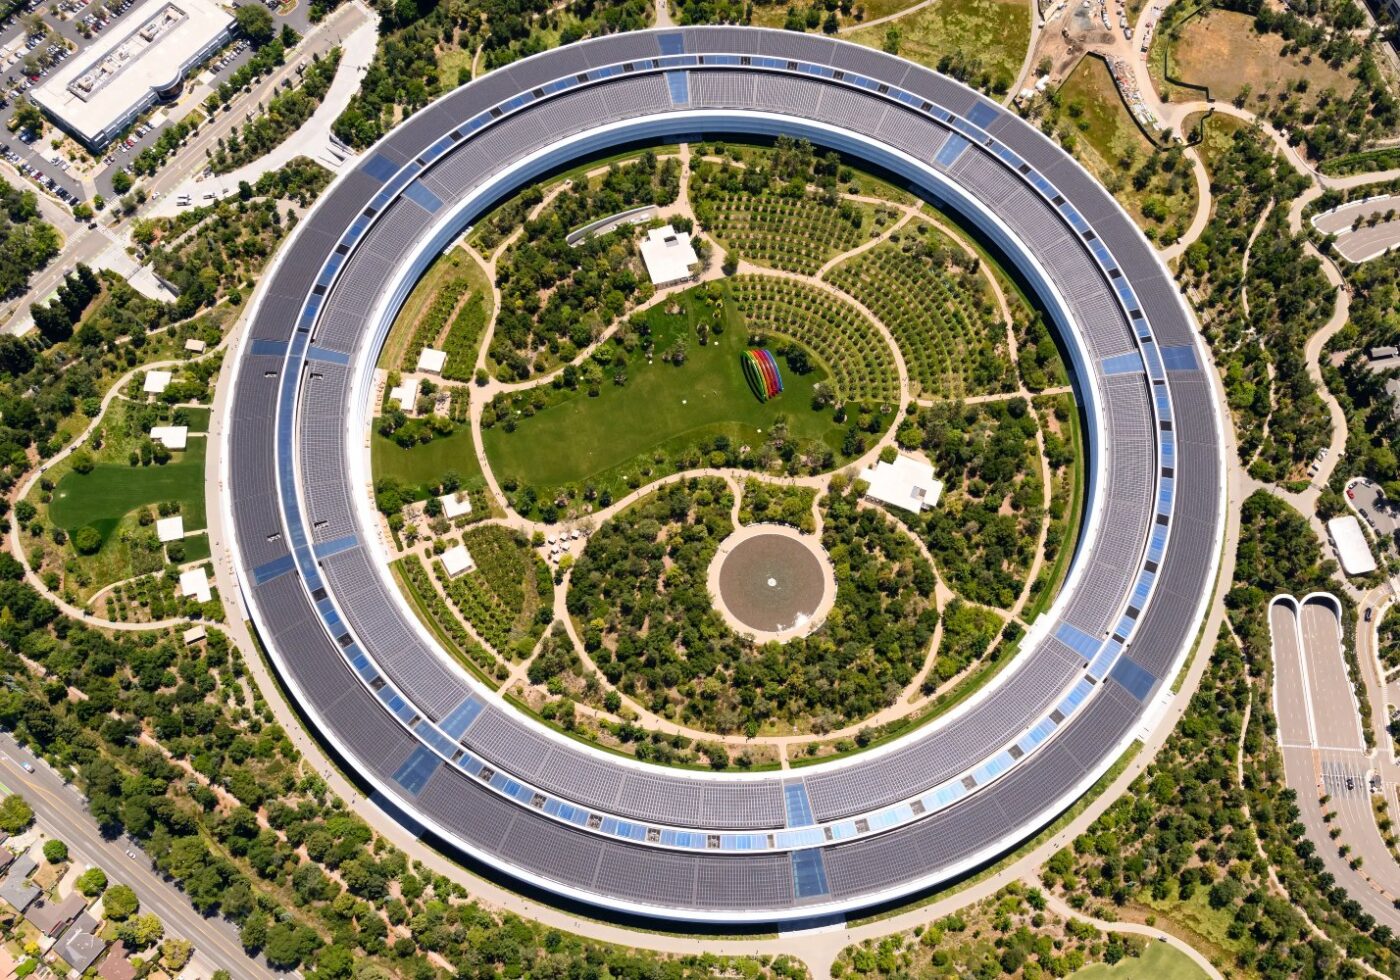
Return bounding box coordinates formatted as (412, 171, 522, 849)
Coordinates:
(1300, 598, 1366, 752)
(1271, 600, 1314, 747)
(0, 734, 280, 980)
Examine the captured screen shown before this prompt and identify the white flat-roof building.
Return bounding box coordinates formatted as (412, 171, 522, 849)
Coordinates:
(31, 0, 233, 149)
(859, 454, 943, 514)
(142, 370, 172, 394)
(416, 347, 447, 375)
(439, 491, 472, 519)
(149, 425, 188, 449)
(638, 225, 698, 286)
(1328, 516, 1377, 576)
(440, 544, 475, 578)
(179, 567, 211, 603)
(184, 338, 207, 353)
(388, 381, 415, 411)
(155, 515, 184, 542)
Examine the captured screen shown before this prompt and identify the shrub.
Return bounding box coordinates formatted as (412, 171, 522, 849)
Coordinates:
(74, 526, 102, 555)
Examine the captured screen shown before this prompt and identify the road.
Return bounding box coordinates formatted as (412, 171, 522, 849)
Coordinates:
(133, 1, 370, 209)
(0, 211, 116, 334)
(0, 734, 279, 979)
(146, 2, 376, 217)
(1312, 196, 1400, 262)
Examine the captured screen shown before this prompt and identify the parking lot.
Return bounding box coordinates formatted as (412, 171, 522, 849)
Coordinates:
(0, 0, 315, 205)
(1312, 195, 1400, 263)
(1347, 478, 1399, 550)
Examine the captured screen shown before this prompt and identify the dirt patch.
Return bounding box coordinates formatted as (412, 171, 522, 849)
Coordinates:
(1171, 9, 1356, 106)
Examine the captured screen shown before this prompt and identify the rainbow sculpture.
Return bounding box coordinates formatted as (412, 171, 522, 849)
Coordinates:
(742, 349, 784, 403)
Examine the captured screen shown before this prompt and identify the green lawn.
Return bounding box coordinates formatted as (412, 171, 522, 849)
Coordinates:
(1069, 942, 1208, 980)
(372, 425, 485, 494)
(178, 407, 212, 433)
(178, 532, 212, 564)
(50, 440, 208, 545)
(481, 282, 846, 494)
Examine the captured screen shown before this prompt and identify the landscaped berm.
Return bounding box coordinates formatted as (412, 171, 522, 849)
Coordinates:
(742, 348, 784, 402)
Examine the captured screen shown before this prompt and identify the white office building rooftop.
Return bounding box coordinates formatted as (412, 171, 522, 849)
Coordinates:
(440, 544, 475, 578)
(179, 567, 211, 603)
(149, 425, 187, 450)
(1328, 516, 1377, 576)
(416, 347, 447, 374)
(439, 491, 472, 519)
(859, 454, 943, 514)
(32, 0, 233, 149)
(638, 225, 698, 286)
(388, 381, 415, 411)
(155, 515, 184, 542)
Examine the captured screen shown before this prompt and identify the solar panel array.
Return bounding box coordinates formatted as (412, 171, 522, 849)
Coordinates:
(225, 27, 1224, 920)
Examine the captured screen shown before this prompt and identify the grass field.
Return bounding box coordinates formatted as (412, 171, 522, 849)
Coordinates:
(1158, 9, 1355, 106)
(750, 0, 927, 30)
(179, 532, 212, 564)
(372, 425, 485, 494)
(50, 440, 208, 545)
(849, 0, 1030, 95)
(1068, 941, 1208, 980)
(482, 282, 846, 493)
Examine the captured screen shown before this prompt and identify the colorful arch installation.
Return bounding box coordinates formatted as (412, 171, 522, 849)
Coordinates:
(742, 349, 784, 403)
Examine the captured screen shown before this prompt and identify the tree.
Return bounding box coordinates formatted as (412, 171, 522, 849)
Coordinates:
(13, 102, 43, 136)
(116, 911, 163, 948)
(0, 794, 33, 833)
(103, 883, 139, 921)
(74, 526, 102, 555)
(110, 170, 133, 195)
(42, 839, 67, 863)
(75, 866, 108, 896)
(0, 334, 34, 377)
(235, 4, 275, 44)
(162, 938, 193, 971)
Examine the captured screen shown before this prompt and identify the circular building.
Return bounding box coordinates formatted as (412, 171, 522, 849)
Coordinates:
(223, 28, 1226, 924)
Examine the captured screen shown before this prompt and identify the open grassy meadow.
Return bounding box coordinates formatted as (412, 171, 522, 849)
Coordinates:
(482, 282, 847, 494)
(50, 439, 208, 545)
(1158, 9, 1356, 106)
(1068, 942, 1209, 980)
(849, 0, 1030, 95)
(372, 424, 486, 494)
(1054, 56, 1197, 234)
